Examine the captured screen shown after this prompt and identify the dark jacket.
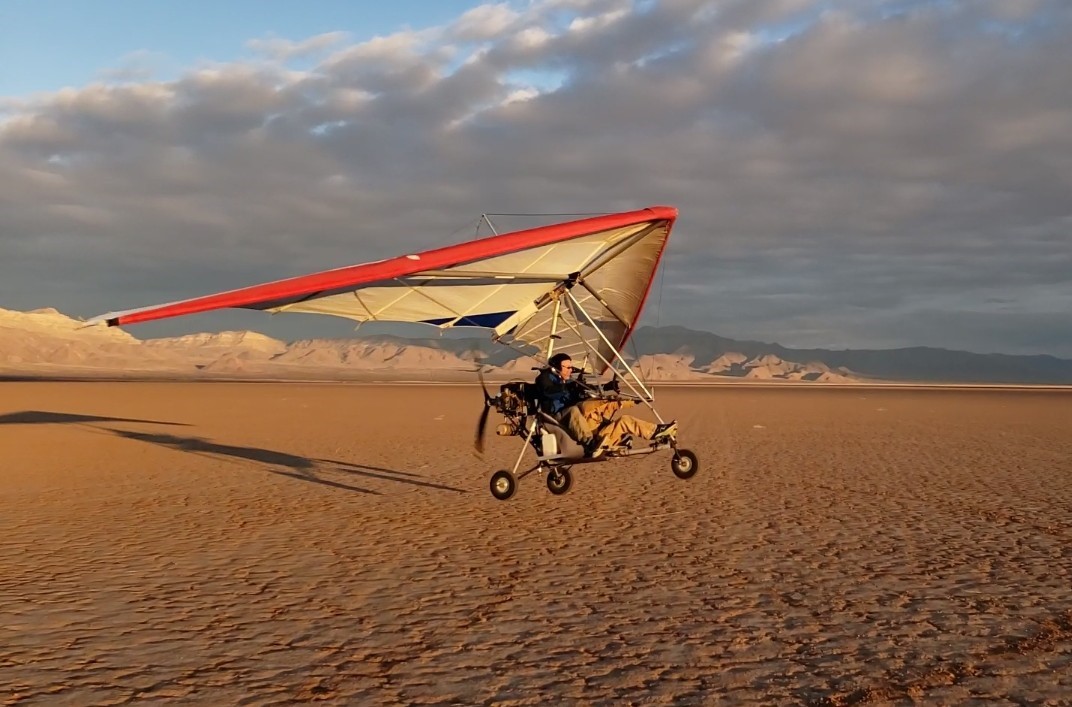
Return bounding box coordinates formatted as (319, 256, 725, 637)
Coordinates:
(534, 367, 582, 415)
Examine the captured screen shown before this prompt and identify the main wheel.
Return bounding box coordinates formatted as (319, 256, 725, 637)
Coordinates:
(490, 470, 517, 500)
(671, 449, 698, 479)
(546, 466, 573, 495)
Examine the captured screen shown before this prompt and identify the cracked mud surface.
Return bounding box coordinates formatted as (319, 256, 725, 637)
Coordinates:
(2, 383, 1070, 704)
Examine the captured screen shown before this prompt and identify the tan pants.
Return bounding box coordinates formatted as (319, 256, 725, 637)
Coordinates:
(556, 401, 600, 444)
(558, 399, 656, 449)
(594, 414, 658, 451)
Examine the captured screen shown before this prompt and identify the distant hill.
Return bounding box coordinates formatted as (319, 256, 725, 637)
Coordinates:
(2, 307, 1069, 384)
(625, 325, 1072, 385)
(312, 324, 1072, 384)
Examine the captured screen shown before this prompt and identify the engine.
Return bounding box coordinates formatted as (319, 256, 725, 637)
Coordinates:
(496, 382, 531, 416)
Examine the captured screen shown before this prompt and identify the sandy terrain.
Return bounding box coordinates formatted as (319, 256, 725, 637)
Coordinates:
(2, 383, 1070, 705)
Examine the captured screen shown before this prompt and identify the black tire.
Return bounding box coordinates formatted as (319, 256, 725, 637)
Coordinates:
(546, 466, 573, 495)
(490, 470, 517, 500)
(671, 449, 698, 479)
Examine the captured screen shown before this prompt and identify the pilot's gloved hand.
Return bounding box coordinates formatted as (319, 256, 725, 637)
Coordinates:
(602, 379, 620, 392)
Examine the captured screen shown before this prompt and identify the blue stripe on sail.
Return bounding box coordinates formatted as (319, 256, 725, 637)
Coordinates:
(422, 310, 515, 328)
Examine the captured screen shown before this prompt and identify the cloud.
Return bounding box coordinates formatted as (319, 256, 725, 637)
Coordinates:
(448, 3, 522, 43)
(246, 31, 350, 62)
(2, 0, 1071, 356)
(96, 50, 174, 84)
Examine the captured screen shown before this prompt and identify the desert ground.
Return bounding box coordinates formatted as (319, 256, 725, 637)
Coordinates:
(2, 382, 1070, 705)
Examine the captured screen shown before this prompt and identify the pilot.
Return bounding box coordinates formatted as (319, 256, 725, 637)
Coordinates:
(534, 352, 676, 457)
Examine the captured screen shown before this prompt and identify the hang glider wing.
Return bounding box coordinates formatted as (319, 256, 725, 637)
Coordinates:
(91, 205, 678, 370)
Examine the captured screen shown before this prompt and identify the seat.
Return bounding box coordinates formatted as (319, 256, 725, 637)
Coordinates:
(536, 411, 585, 458)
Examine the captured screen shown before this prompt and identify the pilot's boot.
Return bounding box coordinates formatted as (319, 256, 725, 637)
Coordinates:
(651, 420, 677, 442)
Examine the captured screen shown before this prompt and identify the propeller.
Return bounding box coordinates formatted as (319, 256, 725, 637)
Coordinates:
(474, 370, 495, 454)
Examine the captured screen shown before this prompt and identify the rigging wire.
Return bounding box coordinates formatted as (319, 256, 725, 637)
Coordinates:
(435, 216, 484, 246)
(477, 212, 611, 238)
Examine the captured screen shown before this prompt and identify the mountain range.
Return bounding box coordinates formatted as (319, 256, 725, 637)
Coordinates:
(2, 307, 1070, 384)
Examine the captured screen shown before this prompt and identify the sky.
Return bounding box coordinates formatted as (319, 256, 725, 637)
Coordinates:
(2, 0, 1070, 357)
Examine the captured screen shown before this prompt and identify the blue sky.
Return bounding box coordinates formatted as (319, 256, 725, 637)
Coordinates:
(2, 0, 1071, 356)
(0, 0, 483, 96)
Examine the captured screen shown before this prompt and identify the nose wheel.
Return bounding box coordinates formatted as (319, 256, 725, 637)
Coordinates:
(671, 449, 698, 479)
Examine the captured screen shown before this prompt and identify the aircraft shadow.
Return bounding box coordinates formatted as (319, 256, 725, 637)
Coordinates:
(0, 410, 192, 427)
(102, 429, 467, 495)
(315, 458, 467, 492)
